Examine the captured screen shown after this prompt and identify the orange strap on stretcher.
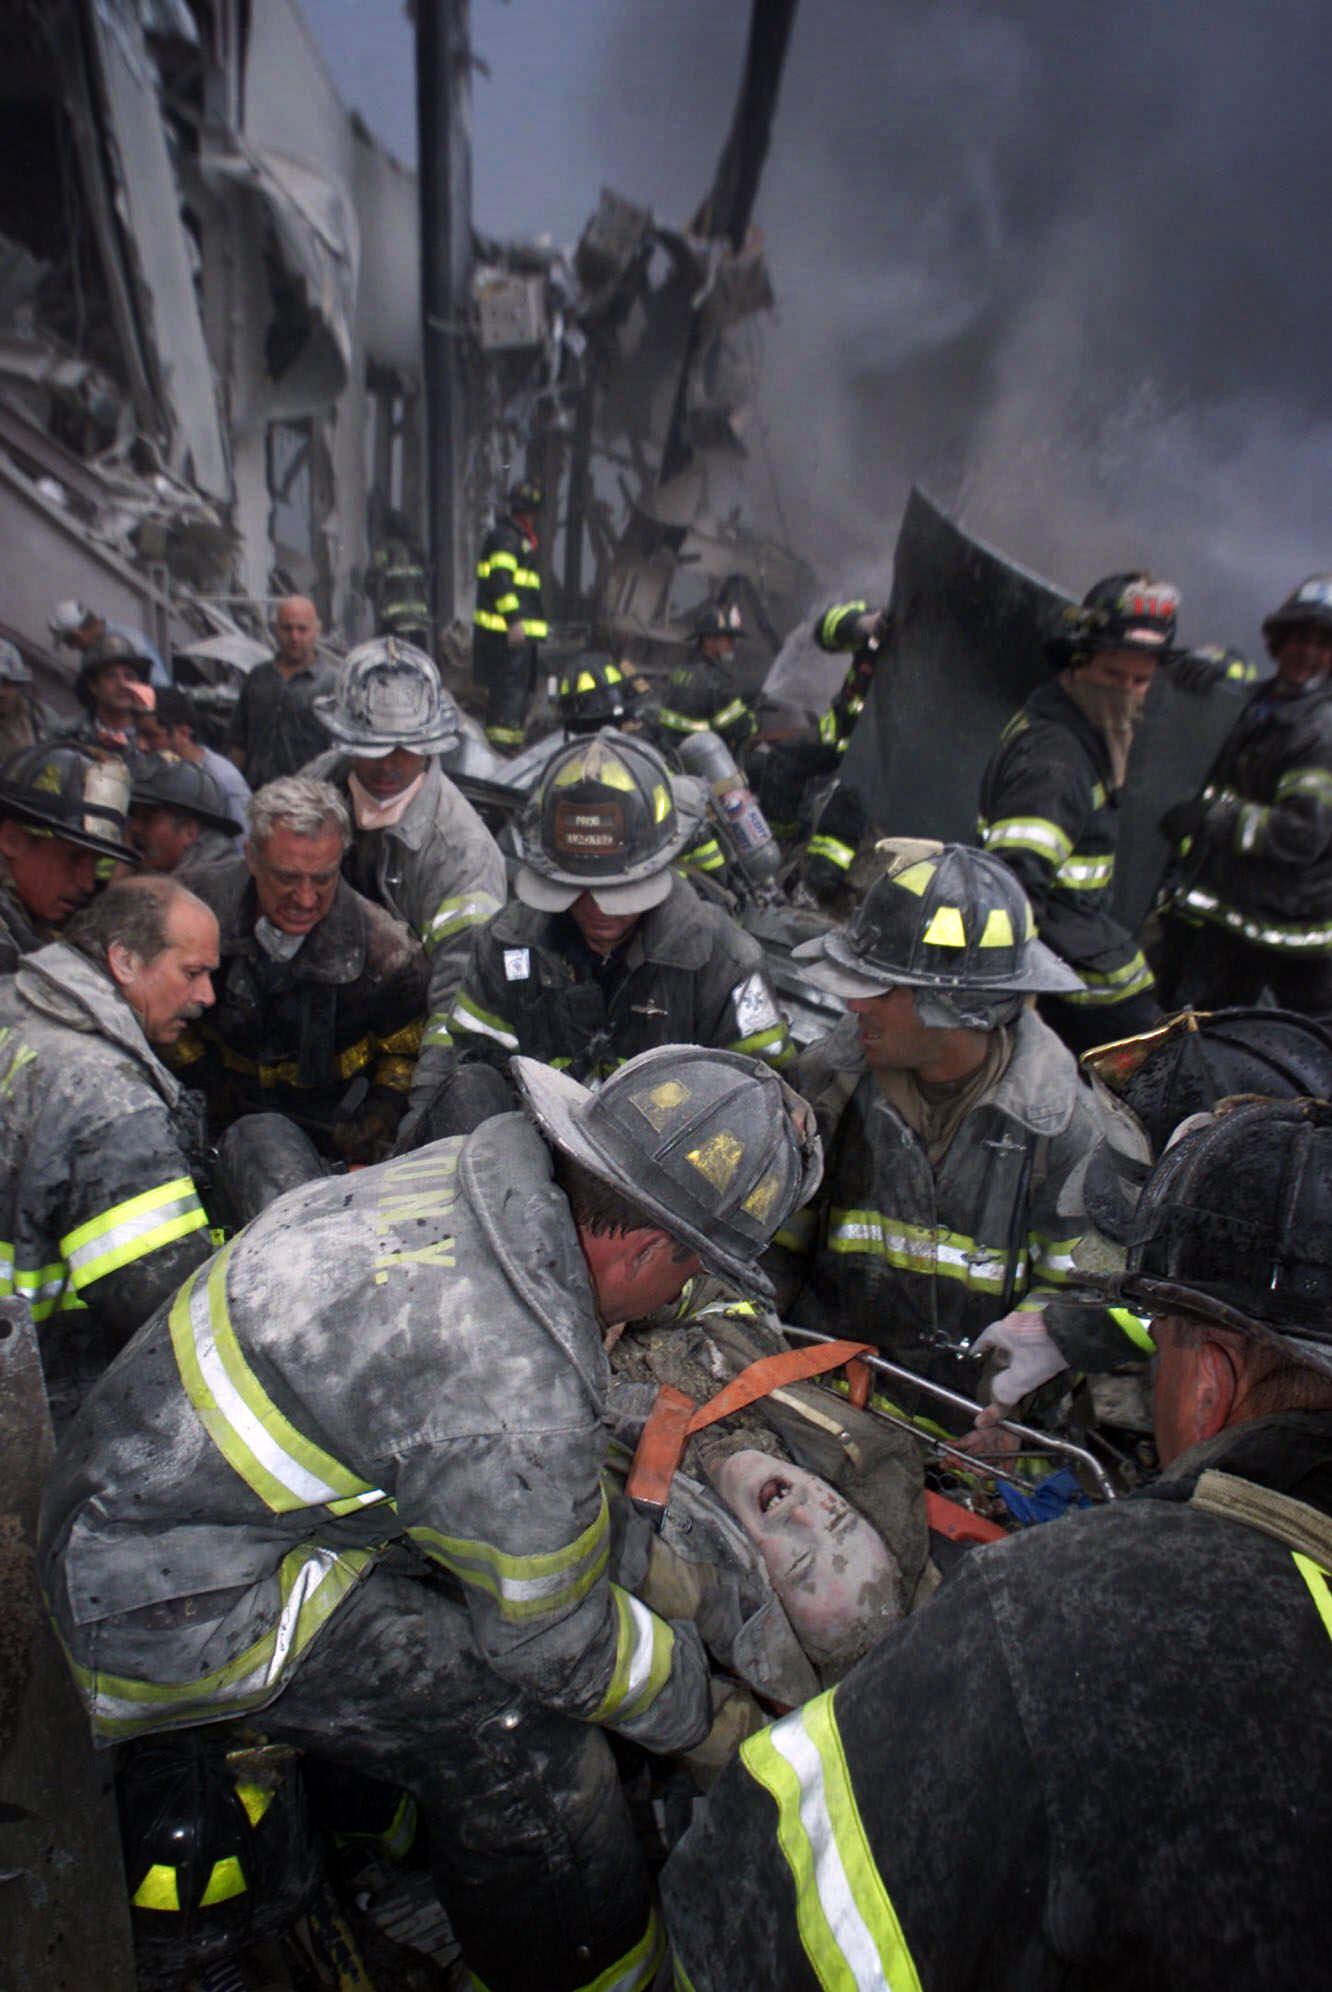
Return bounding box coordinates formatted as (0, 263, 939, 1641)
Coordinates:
(626, 1339, 875, 1522)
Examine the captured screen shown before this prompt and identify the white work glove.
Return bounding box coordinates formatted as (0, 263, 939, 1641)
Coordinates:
(971, 1307, 1069, 1421)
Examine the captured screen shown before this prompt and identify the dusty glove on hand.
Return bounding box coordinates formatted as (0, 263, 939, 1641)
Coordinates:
(683, 1679, 768, 1789)
(971, 1307, 1068, 1413)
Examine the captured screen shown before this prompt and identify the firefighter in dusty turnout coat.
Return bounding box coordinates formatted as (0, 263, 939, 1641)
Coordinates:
(0, 875, 218, 1427)
(40, 1044, 822, 1992)
(664, 1096, 1332, 1991)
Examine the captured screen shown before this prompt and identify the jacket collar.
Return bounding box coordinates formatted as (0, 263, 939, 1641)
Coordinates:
(1030, 676, 1112, 779)
(13, 941, 182, 1105)
(462, 1112, 609, 1401)
(1152, 1410, 1332, 1516)
(834, 1004, 1080, 1139)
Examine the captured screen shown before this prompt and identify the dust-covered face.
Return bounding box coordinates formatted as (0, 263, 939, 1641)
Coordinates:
(715, 1449, 902, 1668)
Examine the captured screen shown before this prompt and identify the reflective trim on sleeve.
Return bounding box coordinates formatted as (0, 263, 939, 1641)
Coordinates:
(1108, 1305, 1156, 1353)
(521, 619, 550, 641)
(1061, 950, 1156, 1005)
(817, 708, 839, 746)
(408, 1490, 610, 1623)
(680, 836, 725, 874)
(656, 706, 712, 736)
(1275, 766, 1332, 808)
(1175, 886, 1332, 955)
(494, 592, 521, 616)
(591, 1585, 675, 1725)
(729, 1020, 794, 1067)
(711, 697, 750, 731)
(424, 891, 502, 951)
(828, 1210, 1010, 1293)
(420, 1013, 454, 1053)
(449, 990, 520, 1050)
(980, 815, 1074, 864)
(478, 551, 518, 577)
(75, 1545, 376, 1740)
(1027, 1232, 1081, 1286)
(818, 601, 867, 649)
(1054, 850, 1114, 891)
(170, 1251, 387, 1515)
(741, 1691, 922, 1991)
(61, 1178, 207, 1291)
(806, 834, 856, 873)
(0, 1245, 75, 1321)
(773, 1206, 818, 1256)
(474, 610, 509, 633)
(485, 723, 526, 748)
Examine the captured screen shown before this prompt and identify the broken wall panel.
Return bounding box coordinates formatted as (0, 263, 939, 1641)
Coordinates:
(85, 0, 229, 495)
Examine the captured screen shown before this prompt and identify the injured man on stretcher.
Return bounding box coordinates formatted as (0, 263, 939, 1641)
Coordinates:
(604, 1286, 941, 1728)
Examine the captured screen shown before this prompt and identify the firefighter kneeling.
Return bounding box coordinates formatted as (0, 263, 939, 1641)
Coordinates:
(40, 1044, 820, 1992)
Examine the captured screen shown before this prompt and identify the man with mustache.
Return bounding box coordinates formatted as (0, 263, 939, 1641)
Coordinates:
(979, 572, 1180, 1052)
(0, 873, 218, 1428)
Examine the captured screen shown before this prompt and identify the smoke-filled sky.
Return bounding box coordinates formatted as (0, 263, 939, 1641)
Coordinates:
(303, 0, 1330, 653)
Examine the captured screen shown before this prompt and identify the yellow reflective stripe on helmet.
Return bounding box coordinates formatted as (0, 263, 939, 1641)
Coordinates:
(449, 989, 519, 1050)
(475, 609, 509, 632)
(1109, 1305, 1156, 1353)
(656, 706, 712, 734)
(200, 1855, 247, 1905)
(1054, 850, 1115, 890)
(742, 1691, 922, 1992)
(591, 1585, 675, 1724)
(1176, 887, 1332, 954)
(1293, 1552, 1332, 1644)
(61, 1178, 206, 1291)
(807, 834, 855, 872)
(408, 1491, 610, 1623)
(424, 890, 501, 950)
(170, 1251, 386, 1514)
(77, 1545, 376, 1739)
(132, 1863, 181, 1911)
(1063, 950, 1155, 1005)
(828, 1210, 1009, 1292)
(234, 1780, 277, 1829)
(981, 815, 1074, 864)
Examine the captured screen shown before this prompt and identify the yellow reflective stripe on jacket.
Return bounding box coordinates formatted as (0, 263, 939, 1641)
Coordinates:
(979, 814, 1074, 864)
(1108, 1305, 1156, 1353)
(474, 608, 509, 633)
(424, 890, 502, 952)
(742, 1691, 922, 1992)
(520, 617, 550, 640)
(407, 1491, 609, 1623)
(819, 601, 867, 647)
(818, 708, 839, 746)
(514, 565, 541, 590)
(591, 1585, 675, 1724)
(1274, 766, 1332, 808)
(806, 833, 856, 872)
(1027, 1232, 1081, 1286)
(420, 1012, 453, 1053)
(1293, 1552, 1332, 1644)
(656, 706, 712, 735)
(449, 989, 519, 1050)
(477, 551, 518, 578)
(773, 1205, 818, 1256)
(0, 1245, 78, 1321)
(1176, 886, 1332, 955)
(729, 1020, 794, 1067)
(828, 1209, 1010, 1293)
(1054, 850, 1115, 891)
(680, 836, 725, 874)
(213, 1032, 385, 1089)
(170, 1251, 387, 1515)
(74, 1545, 375, 1740)
(1062, 950, 1155, 1005)
(712, 697, 749, 731)
(61, 1178, 206, 1292)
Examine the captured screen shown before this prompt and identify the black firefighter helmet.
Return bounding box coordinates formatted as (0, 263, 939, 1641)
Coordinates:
(0, 743, 138, 863)
(1047, 572, 1181, 671)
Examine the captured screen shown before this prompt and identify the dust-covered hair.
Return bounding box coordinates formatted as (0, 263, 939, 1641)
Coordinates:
(64, 874, 205, 965)
(247, 775, 350, 852)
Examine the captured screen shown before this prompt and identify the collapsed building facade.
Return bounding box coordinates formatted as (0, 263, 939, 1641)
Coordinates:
(0, 0, 814, 721)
